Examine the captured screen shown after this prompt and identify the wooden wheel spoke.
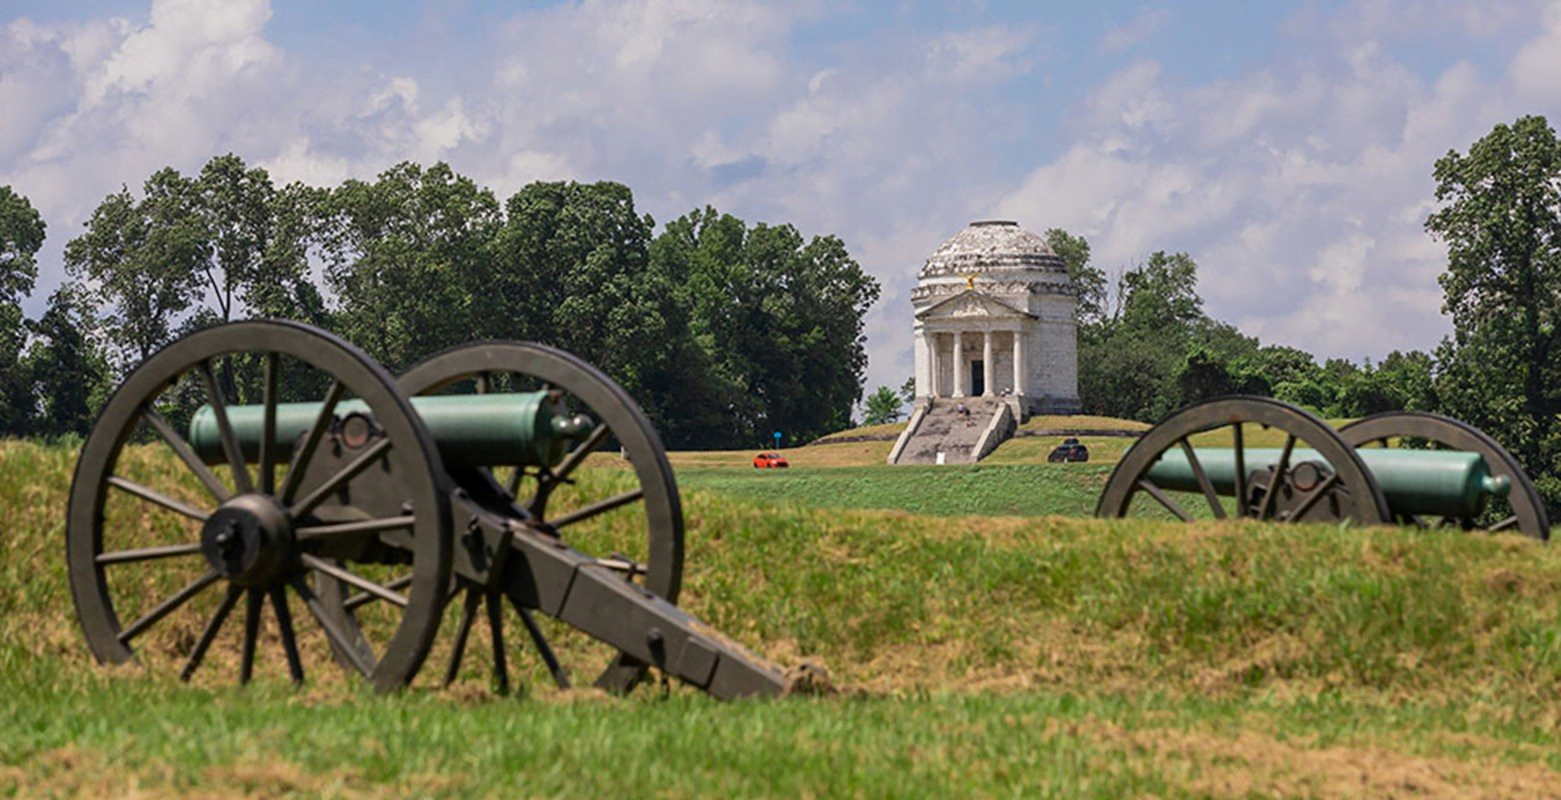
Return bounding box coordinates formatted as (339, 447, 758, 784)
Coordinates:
(1490, 515, 1520, 532)
(296, 516, 415, 541)
(270, 585, 305, 684)
(290, 577, 375, 677)
(96, 542, 202, 565)
(198, 359, 252, 495)
(141, 405, 231, 504)
(180, 584, 243, 682)
(1136, 479, 1194, 522)
(1232, 424, 1247, 518)
(240, 587, 263, 684)
(507, 467, 530, 500)
(117, 570, 221, 646)
(442, 589, 483, 687)
(548, 488, 644, 529)
(475, 371, 492, 394)
(301, 554, 408, 608)
(290, 438, 393, 519)
(107, 476, 210, 522)
(1177, 438, 1225, 520)
(511, 596, 570, 689)
(1257, 434, 1297, 521)
(281, 380, 346, 504)
(344, 574, 414, 611)
(553, 424, 610, 483)
(486, 591, 509, 694)
(259, 352, 280, 495)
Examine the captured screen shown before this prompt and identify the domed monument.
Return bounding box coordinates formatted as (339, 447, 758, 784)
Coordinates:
(889, 220, 1080, 465)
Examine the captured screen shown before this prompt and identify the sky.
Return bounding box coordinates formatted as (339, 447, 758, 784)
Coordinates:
(3, 0, 1560, 400)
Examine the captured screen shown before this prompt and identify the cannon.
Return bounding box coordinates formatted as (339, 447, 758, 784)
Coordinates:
(67, 320, 810, 696)
(1095, 396, 1550, 540)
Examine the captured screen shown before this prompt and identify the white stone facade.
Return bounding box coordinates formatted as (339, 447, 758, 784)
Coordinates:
(910, 220, 1079, 417)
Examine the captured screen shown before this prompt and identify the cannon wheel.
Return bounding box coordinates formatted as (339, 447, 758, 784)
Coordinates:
(1339, 411, 1550, 541)
(398, 341, 684, 694)
(1096, 396, 1391, 525)
(67, 321, 452, 691)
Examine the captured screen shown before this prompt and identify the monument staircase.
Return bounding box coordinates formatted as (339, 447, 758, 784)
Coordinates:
(887, 396, 1017, 465)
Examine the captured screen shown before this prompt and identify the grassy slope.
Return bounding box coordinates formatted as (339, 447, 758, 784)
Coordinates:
(5, 437, 1561, 797)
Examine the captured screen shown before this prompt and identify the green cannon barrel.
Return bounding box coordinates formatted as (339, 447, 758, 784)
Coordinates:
(1146, 447, 1511, 518)
(188, 393, 593, 469)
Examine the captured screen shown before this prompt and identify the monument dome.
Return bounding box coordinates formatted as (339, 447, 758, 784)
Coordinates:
(917, 219, 1069, 281)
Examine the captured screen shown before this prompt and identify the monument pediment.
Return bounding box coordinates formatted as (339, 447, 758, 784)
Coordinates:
(915, 289, 1035, 321)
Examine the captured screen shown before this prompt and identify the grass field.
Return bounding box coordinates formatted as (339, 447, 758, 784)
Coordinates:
(5, 427, 1561, 797)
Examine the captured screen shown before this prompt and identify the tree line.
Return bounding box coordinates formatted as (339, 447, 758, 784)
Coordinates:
(0, 156, 880, 449)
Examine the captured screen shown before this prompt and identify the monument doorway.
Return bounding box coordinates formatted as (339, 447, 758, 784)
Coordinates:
(971, 360, 984, 397)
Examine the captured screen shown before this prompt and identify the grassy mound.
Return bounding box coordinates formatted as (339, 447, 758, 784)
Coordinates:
(4, 439, 1561, 796)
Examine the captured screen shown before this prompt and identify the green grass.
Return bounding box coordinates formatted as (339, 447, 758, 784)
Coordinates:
(677, 462, 1114, 517)
(5, 438, 1561, 797)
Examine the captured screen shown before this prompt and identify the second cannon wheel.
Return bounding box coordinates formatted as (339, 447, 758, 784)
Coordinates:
(397, 341, 685, 694)
(1339, 411, 1550, 541)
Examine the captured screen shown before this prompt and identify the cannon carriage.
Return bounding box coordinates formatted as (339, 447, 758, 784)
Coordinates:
(66, 320, 805, 697)
(1095, 396, 1550, 540)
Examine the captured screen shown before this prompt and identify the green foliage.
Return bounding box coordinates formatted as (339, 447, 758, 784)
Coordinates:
(0, 186, 45, 436)
(65, 170, 207, 367)
(861, 385, 905, 425)
(0, 185, 44, 306)
(491, 180, 691, 441)
(1046, 227, 1104, 323)
(320, 161, 502, 372)
(652, 207, 881, 447)
(1079, 250, 1215, 421)
(24, 286, 109, 438)
(48, 158, 878, 450)
(1427, 115, 1561, 514)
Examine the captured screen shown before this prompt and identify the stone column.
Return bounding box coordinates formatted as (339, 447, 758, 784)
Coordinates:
(982, 330, 994, 397)
(1013, 329, 1026, 397)
(951, 331, 965, 397)
(928, 332, 940, 396)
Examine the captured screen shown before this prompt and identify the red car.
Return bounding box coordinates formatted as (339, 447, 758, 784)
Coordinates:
(753, 452, 790, 468)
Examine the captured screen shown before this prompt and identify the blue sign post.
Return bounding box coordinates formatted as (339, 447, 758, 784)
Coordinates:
(772, 431, 782, 449)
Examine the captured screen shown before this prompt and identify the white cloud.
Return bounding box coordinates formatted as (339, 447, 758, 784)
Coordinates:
(996, 2, 1561, 365)
(1099, 7, 1169, 54)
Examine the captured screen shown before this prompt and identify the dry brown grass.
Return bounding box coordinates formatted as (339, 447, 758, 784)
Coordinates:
(1051, 716, 1561, 799)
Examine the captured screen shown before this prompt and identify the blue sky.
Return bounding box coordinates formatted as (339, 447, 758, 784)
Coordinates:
(3, 0, 1559, 399)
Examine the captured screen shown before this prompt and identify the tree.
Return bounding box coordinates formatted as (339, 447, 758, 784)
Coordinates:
(65, 170, 208, 369)
(1, 186, 44, 307)
(1426, 115, 1561, 507)
(1079, 251, 1208, 421)
(320, 161, 501, 371)
(0, 186, 45, 436)
(862, 385, 904, 425)
(653, 207, 880, 446)
(1045, 228, 1105, 324)
(66, 155, 326, 375)
(26, 285, 109, 438)
(898, 376, 916, 406)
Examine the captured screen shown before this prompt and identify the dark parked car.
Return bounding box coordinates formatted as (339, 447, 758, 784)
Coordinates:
(1047, 437, 1089, 463)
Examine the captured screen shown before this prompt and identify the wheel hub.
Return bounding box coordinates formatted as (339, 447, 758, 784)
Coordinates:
(201, 494, 293, 585)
